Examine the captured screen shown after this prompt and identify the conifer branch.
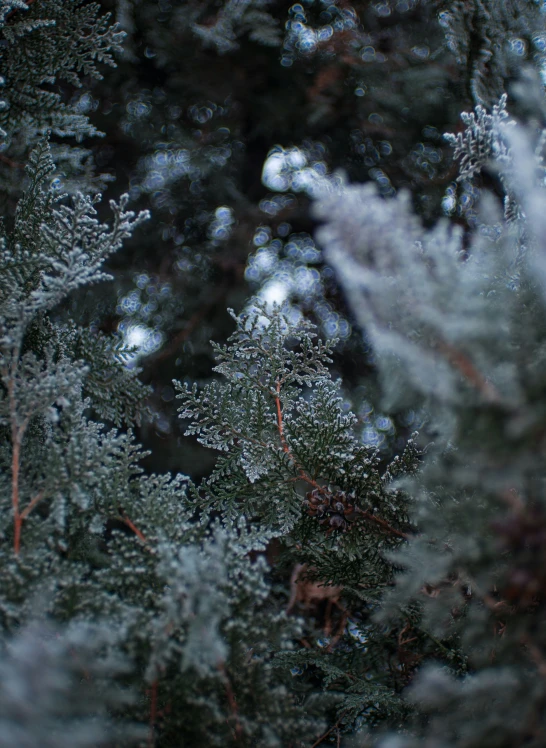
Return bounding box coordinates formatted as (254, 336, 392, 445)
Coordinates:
(5, 0, 37, 22)
(4, 0, 546, 742)
(274, 379, 324, 492)
(275, 380, 409, 539)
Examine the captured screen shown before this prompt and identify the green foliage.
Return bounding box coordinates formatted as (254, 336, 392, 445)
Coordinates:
(4, 132, 414, 745)
(0, 0, 123, 213)
(178, 304, 417, 570)
(178, 304, 425, 736)
(0, 0, 123, 139)
(4, 1, 546, 746)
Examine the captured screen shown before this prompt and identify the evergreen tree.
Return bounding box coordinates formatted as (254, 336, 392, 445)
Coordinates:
(3, 1, 546, 747)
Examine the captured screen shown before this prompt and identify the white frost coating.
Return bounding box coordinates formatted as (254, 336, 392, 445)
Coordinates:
(313, 156, 524, 410)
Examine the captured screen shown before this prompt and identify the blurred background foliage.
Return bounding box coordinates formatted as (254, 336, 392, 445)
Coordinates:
(26, 0, 541, 480)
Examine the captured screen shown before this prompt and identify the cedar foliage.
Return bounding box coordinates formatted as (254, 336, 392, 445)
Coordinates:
(2, 1, 546, 747)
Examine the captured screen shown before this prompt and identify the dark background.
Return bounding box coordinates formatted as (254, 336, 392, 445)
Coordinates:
(66, 0, 482, 479)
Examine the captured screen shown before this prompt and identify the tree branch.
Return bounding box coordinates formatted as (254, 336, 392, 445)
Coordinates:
(274, 379, 409, 540)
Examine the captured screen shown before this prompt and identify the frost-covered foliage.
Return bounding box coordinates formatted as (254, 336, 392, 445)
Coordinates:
(0, 1, 423, 744)
(0, 125, 420, 748)
(0, 0, 123, 140)
(7, 0, 546, 745)
(315, 94, 546, 744)
(0, 133, 334, 744)
(0, 140, 325, 746)
(178, 305, 426, 734)
(444, 93, 514, 183)
(0, 620, 141, 747)
(0, 0, 123, 207)
(0, 130, 151, 742)
(178, 304, 416, 544)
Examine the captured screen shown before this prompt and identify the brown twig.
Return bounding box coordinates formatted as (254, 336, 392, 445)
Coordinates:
(8, 425, 46, 553)
(147, 679, 158, 748)
(274, 381, 326, 494)
(118, 507, 148, 544)
(20, 491, 44, 520)
(6, 356, 28, 555)
(310, 711, 347, 748)
(5, 340, 52, 553)
(0, 153, 24, 170)
(398, 623, 417, 648)
(275, 380, 291, 456)
(11, 432, 23, 554)
(355, 507, 410, 540)
(218, 663, 243, 741)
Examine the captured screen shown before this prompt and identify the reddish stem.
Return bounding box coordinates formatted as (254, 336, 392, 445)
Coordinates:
(437, 339, 500, 402)
(147, 679, 158, 748)
(20, 491, 44, 520)
(7, 365, 27, 555)
(274, 382, 327, 494)
(11, 437, 21, 554)
(275, 381, 290, 455)
(218, 663, 243, 740)
(119, 509, 148, 544)
(355, 508, 409, 540)
(0, 153, 24, 169)
(310, 711, 347, 748)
